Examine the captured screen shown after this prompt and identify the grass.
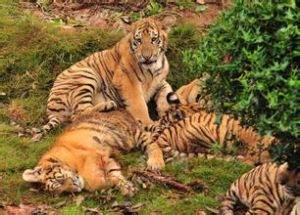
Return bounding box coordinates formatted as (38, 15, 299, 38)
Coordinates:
(0, 128, 251, 214)
(0, 1, 251, 214)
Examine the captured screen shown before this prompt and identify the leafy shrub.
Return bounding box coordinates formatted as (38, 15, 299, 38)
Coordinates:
(146, 1, 163, 16)
(183, 0, 299, 167)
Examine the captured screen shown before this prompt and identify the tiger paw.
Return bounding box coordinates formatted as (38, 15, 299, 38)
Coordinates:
(95, 100, 117, 112)
(146, 156, 165, 170)
(117, 180, 137, 197)
(105, 100, 118, 111)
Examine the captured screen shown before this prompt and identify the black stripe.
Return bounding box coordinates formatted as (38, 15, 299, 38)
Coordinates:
(47, 107, 65, 112)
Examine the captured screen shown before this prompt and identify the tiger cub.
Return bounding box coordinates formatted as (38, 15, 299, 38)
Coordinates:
(175, 73, 212, 109)
(36, 17, 173, 140)
(219, 162, 300, 215)
(23, 108, 165, 195)
(151, 93, 276, 164)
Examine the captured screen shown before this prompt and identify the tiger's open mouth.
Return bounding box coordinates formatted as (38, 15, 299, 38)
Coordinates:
(142, 60, 157, 65)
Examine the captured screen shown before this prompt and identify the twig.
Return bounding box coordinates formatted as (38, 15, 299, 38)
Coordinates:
(133, 169, 193, 193)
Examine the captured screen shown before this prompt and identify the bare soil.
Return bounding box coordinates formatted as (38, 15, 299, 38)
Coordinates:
(22, 0, 232, 31)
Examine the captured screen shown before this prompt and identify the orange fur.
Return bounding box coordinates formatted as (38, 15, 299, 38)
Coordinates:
(38, 17, 174, 139)
(23, 109, 164, 195)
(153, 101, 276, 164)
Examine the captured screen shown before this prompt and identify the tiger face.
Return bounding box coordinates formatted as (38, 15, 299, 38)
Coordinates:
(277, 163, 300, 197)
(22, 165, 84, 194)
(130, 18, 168, 66)
(164, 92, 202, 122)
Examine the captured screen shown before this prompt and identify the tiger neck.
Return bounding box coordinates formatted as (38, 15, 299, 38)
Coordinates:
(140, 54, 167, 74)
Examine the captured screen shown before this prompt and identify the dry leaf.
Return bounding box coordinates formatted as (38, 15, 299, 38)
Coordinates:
(74, 194, 85, 206)
(82, 206, 102, 214)
(196, 0, 206, 4)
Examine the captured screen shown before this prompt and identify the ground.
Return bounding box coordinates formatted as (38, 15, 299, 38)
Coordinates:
(0, 0, 252, 214)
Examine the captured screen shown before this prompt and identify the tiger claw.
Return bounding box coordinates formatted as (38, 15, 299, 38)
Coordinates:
(117, 180, 137, 197)
(146, 157, 165, 170)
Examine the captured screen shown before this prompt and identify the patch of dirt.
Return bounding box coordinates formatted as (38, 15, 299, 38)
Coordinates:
(179, 4, 223, 28)
(21, 0, 233, 31)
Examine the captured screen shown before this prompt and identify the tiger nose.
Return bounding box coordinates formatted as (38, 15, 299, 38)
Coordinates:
(142, 49, 152, 61)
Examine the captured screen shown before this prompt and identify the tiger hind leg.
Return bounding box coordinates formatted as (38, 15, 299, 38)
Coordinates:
(105, 158, 137, 197)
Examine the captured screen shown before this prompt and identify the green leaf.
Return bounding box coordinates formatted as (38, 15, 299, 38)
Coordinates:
(195, 5, 208, 13)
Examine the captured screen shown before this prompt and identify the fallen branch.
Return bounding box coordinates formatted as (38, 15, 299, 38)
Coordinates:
(132, 169, 209, 194)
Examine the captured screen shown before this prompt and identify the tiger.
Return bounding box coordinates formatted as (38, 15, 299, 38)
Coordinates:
(150, 92, 276, 164)
(23, 107, 165, 195)
(34, 17, 173, 140)
(175, 72, 212, 109)
(291, 198, 300, 215)
(219, 162, 300, 215)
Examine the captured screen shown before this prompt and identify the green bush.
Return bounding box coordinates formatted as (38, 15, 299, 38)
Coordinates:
(183, 0, 299, 167)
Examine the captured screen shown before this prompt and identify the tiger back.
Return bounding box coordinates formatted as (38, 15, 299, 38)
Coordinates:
(153, 93, 276, 164)
(219, 162, 300, 215)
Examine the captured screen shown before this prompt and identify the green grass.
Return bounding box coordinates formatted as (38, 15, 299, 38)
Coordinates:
(0, 1, 251, 214)
(0, 128, 251, 213)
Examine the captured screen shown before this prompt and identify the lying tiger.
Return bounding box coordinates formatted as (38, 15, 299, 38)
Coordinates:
(150, 93, 276, 164)
(176, 73, 212, 109)
(219, 162, 300, 215)
(23, 107, 164, 195)
(35, 17, 173, 140)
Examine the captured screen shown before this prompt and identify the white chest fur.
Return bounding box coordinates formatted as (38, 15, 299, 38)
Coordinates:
(140, 55, 169, 102)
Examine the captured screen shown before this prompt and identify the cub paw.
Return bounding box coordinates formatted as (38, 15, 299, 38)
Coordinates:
(146, 157, 165, 170)
(106, 100, 118, 110)
(117, 180, 137, 197)
(97, 100, 117, 112)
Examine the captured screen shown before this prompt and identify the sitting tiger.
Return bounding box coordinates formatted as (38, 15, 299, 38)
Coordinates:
(34, 17, 173, 140)
(150, 93, 276, 164)
(23, 108, 165, 195)
(219, 162, 300, 215)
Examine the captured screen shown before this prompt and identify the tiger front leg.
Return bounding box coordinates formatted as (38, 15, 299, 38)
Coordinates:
(136, 130, 165, 170)
(154, 80, 173, 117)
(117, 83, 153, 126)
(105, 158, 137, 197)
(146, 142, 165, 170)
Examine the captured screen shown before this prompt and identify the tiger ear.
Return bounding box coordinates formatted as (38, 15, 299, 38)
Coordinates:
(120, 17, 133, 33)
(22, 167, 43, 183)
(167, 92, 180, 105)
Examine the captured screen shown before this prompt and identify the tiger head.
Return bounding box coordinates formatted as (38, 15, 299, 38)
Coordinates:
(22, 159, 84, 194)
(277, 163, 300, 197)
(128, 17, 169, 66)
(163, 92, 203, 123)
